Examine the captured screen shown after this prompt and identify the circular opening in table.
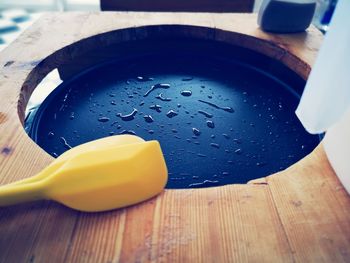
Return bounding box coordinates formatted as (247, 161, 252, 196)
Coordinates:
(25, 37, 320, 189)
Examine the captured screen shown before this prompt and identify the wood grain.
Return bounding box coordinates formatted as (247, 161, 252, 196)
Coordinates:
(0, 12, 349, 262)
(266, 145, 350, 262)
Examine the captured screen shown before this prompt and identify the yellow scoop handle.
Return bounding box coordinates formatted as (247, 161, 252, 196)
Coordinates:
(6, 135, 144, 187)
(0, 135, 168, 212)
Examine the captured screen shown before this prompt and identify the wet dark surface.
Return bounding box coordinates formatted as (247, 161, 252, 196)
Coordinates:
(26, 40, 320, 188)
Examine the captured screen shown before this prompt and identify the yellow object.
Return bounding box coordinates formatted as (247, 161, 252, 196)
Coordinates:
(0, 135, 168, 212)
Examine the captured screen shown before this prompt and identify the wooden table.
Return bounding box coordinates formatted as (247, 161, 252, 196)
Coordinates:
(0, 12, 349, 263)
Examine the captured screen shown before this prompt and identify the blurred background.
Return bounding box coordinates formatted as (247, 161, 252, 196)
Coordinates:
(0, 0, 99, 52)
(0, 0, 337, 52)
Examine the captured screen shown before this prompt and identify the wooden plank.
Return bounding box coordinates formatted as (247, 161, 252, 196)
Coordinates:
(64, 210, 127, 262)
(267, 145, 350, 262)
(0, 12, 348, 263)
(63, 185, 293, 262)
(147, 186, 293, 262)
(0, 202, 77, 263)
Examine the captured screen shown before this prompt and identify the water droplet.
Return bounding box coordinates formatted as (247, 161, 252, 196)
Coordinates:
(69, 112, 75, 120)
(192, 128, 201, 136)
(198, 110, 213, 118)
(222, 172, 230, 176)
(109, 93, 115, 97)
(197, 153, 206, 157)
(210, 143, 220, 149)
(182, 77, 193, 81)
(52, 152, 58, 158)
(111, 101, 116, 105)
(234, 148, 242, 154)
(256, 162, 266, 167)
(148, 129, 154, 134)
(156, 93, 171, 101)
(149, 104, 162, 112)
(60, 137, 72, 149)
(222, 133, 230, 139)
(144, 115, 154, 123)
(139, 101, 145, 106)
(166, 110, 178, 118)
(144, 83, 170, 97)
(98, 117, 110, 122)
(119, 130, 136, 135)
(233, 138, 241, 144)
(48, 132, 55, 138)
(171, 129, 178, 133)
(198, 99, 234, 113)
(116, 108, 138, 121)
(180, 90, 192, 97)
(206, 120, 215, 128)
(136, 76, 154, 82)
(189, 180, 219, 188)
(109, 131, 114, 135)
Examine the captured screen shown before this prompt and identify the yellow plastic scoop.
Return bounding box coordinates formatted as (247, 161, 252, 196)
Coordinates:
(0, 135, 168, 212)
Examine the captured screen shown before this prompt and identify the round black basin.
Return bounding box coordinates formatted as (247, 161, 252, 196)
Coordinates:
(26, 39, 320, 188)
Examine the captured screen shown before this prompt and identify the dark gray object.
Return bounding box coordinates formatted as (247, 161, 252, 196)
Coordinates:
(258, 0, 317, 33)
